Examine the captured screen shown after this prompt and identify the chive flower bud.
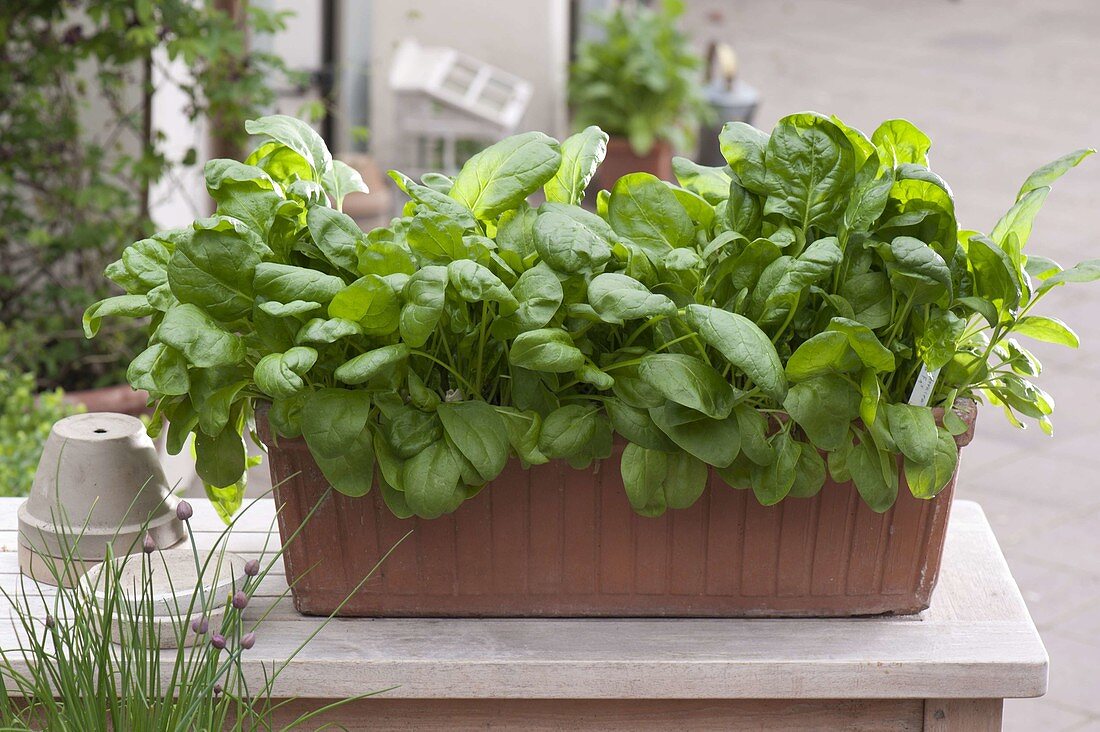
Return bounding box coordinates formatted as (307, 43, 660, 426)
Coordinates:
(240, 632, 256, 650)
(213, 683, 223, 696)
(244, 559, 260, 577)
(191, 616, 209, 635)
(142, 533, 156, 554)
(211, 633, 226, 650)
(232, 590, 248, 610)
(45, 614, 55, 630)
(175, 500, 193, 521)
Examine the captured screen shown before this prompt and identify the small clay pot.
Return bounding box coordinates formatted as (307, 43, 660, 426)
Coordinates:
(597, 136, 674, 190)
(18, 412, 186, 586)
(62, 383, 151, 417)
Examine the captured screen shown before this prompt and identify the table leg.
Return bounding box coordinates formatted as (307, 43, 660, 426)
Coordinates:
(924, 698, 1004, 731)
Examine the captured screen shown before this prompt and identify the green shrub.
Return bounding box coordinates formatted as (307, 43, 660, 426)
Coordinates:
(0, 370, 83, 497)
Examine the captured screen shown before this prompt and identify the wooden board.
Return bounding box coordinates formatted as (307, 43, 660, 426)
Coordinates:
(0, 498, 1047, 702)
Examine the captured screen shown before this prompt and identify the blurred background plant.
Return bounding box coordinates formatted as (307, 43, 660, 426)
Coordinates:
(0, 0, 293, 395)
(568, 0, 711, 156)
(0, 371, 82, 498)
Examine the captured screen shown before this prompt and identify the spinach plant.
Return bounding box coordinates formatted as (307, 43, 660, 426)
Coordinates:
(87, 113, 1098, 520)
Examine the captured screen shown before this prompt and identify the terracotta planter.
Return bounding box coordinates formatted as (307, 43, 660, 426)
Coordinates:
(258, 403, 976, 618)
(597, 136, 674, 189)
(63, 383, 150, 417)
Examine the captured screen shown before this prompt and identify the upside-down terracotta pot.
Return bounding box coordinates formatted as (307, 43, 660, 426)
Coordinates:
(597, 136, 674, 189)
(258, 402, 975, 618)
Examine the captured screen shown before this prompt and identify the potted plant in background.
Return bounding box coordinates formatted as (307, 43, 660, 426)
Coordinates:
(0, 0, 291, 416)
(89, 111, 1097, 618)
(568, 0, 711, 188)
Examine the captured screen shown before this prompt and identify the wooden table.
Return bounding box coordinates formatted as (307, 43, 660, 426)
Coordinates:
(0, 498, 1046, 730)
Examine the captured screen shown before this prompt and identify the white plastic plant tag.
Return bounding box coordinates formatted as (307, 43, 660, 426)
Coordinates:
(908, 365, 941, 406)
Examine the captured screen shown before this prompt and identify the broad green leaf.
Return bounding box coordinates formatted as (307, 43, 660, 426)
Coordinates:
(156, 304, 244, 368)
(638, 353, 736, 420)
(296, 317, 362, 345)
(496, 407, 549, 465)
(83, 295, 155, 338)
(734, 405, 774, 466)
(993, 187, 1048, 252)
(783, 373, 860, 451)
(842, 154, 893, 236)
(882, 236, 952, 304)
(305, 205, 363, 273)
(718, 121, 769, 193)
(399, 266, 448, 347)
(871, 119, 930, 167)
(406, 211, 467, 264)
(826, 317, 895, 372)
(508, 263, 563, 330)
(538, 404, 604, 462)
(437, 400, 510, 482)
(106, 237, 171, 295)
(127, 343, 190, 396)
(254, 262, 345, 305)
(324, 159, 369, 210)
(788, 440, 827, 498)
(510, 328, 585, 373)
(449, 131, 562, 219)
(588, 273, 677, 324)
(672, 157, 732, 204)
(763, 113, 855, 231)
(785, 331, 860, 382)
(839, 271, 892, 329)
(447, 260, 519, 314)
(685, 304, 787, 401)
(328, 274, 400, 335)
(254, 347, 318, 398)
(1041, 259, 1100, 289)
(904, 428, 959, 499)
(608, 173, 695, 259)
(168, 227, 262, 322)
(848, 435, 899, 512)
(650, 402, 740, 467)
(533, 203, 614, 273)
(245, 114, 332, 179)
(621, 443, 669, 516)
(301, 388, 375, 497)
(750, 430, 799, 505)
(606, 399, 675, 451)
(204, 159, 283, 235)
(257, 300, 321, 318)
(335, 344, 410, 385)
(621, 444, 708, 517)
(883, 403, 938, 464)
(357, 235, 418, 277)
(544, 126, 608, 205)
(403, 440, 464, 518)
(194, 421, 247, 490)
(1017, 148, 1094, 199)
(388, 169, 477, 229)
(966, 235, 1021, 312)
(1012, 315, 1079, 348)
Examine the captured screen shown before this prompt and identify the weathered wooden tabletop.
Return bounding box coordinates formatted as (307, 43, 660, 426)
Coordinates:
(0, 497, 1046, 730)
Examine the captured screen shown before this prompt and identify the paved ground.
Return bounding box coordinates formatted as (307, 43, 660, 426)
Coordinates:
(683, 0, 1100, 727)
(169, 1, 1100, 727)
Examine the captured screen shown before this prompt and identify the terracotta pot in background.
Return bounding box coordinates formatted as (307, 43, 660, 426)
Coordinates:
(63, 383, 150, 418)
(597, 136, 674, 190)
(258, 404, 976, 619)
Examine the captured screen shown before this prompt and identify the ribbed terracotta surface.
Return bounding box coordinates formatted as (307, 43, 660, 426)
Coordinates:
(259, 408, 973, 618)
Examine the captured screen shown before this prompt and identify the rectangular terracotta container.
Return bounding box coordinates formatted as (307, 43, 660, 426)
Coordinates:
(258, 405, 974, 618)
